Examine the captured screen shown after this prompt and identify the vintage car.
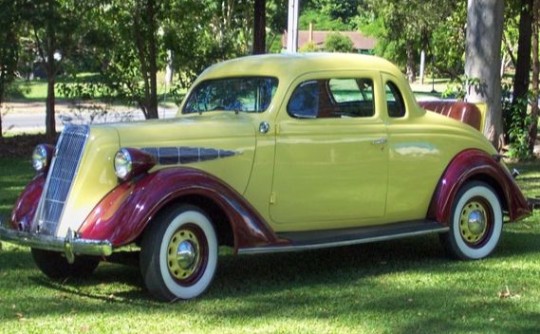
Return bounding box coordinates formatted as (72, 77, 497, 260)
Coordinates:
(0, 53, 531, 301)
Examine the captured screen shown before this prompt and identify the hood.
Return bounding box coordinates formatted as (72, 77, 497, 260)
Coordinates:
(56, 113, 257, 237)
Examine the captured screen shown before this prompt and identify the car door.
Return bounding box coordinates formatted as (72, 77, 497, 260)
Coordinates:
(269, 73, 389, 230)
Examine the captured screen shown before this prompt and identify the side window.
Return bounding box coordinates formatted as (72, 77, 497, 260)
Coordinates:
(386, 81, 406, 118)
(328, 78, 375, 117)
(287, 78, 375, 119)
(287, 81, 319, 118)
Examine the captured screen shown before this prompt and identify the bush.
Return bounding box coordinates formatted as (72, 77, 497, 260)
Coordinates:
(324, 32, 354, 53)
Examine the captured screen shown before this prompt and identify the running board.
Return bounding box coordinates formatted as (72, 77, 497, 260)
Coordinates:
(238, 220, 449, 255)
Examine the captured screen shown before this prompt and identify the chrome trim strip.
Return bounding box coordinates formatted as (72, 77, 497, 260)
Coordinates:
(0, 219, 112, 258)
(141, 146, 237, 165)
(238, 226, 450, 255)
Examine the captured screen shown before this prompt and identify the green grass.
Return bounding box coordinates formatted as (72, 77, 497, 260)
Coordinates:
(1, 157, 540, 333)
(0, 158, 33, 215)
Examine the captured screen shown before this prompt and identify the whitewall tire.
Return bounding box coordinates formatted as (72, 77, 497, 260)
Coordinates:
(140, 205, 218, 301)
(440, 182, 503, 260)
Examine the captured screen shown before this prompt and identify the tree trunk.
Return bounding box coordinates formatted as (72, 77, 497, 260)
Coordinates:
(509, 0, 533, 141)
(465, 0, 505, 148)
(253, 0, 266, 54)
(45, 75, 56, 137)
(147, 0, 159, 119)
(45, 0, 56, 138)
(529, 0, 539, 154)
(0, 77, 4, 138)
(406, 40, 416, 83)
(134, 0, 158, 119)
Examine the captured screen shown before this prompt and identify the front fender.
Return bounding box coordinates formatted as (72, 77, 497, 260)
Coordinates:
(427, 149, 530, 224)
(78, 167, 288, 251)
(10, 174, 45, 231)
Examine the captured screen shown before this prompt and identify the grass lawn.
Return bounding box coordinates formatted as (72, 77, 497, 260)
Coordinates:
(0, 157, 539, 333)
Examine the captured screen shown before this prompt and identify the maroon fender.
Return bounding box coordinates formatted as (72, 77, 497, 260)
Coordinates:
(78, 167, 289, 252)
(427, 149, 531, 224)
(10, 174, 45, 231)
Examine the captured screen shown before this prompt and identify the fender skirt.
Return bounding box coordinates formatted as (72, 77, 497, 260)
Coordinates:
(78, 167, 289, 252)
(427, 149, 530, 224)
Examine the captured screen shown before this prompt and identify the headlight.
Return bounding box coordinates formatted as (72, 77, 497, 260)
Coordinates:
(114, 148, 132, 180)
(32, 144, 54, 173)
(114, 148, 156, 181)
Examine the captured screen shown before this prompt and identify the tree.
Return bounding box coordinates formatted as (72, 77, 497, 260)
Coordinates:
(529, 0, 539, 154)
(357, 0, 460, 82)
(510, 0, 533, 142)
(20, 0, 82, 137)
(313, 0, 361, 26)
(76, 0, 166, 119)
(0, 0, 21, 138)
(465, 0, 505, 148)
(253, 0, 266, 54)
(266, 0, 288, 52)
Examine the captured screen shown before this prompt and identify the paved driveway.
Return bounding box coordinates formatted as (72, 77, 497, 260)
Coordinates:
(2, 102, 177, 133)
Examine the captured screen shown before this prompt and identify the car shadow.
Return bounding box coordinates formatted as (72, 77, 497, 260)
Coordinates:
(3, 227, 540, 303)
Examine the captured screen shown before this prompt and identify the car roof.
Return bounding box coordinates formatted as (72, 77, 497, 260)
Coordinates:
(197, 53, 403, 81)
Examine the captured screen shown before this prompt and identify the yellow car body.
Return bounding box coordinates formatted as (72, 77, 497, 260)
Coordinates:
(0, 53, 531, 301)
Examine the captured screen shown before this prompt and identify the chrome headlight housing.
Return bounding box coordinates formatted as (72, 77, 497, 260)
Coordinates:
(32, 144, 54, 173)
(114, 148, 156, 181)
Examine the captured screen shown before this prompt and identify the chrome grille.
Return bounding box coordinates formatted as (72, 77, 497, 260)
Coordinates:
(34, 125, 89, 236)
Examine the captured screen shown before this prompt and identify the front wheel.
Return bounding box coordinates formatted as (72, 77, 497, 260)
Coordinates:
(440, 181, 503, 260)
(31, 248, 100, 279)
(140, 205, 218, 301)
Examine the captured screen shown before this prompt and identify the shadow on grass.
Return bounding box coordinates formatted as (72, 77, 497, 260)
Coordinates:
(28, 265, 151, 305)
(2, 227, 540, 299)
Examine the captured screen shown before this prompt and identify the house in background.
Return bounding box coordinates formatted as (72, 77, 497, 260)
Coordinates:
(282, 24, 376, 54)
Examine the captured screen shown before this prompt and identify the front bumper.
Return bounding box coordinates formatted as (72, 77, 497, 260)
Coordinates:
(0, 217, 113, 263)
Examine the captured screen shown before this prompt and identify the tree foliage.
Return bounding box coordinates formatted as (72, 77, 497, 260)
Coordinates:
(17, 0, 85, 136)
(357, 0, 464, 82)
(2, 0, 538, 159)
(59, 0, 289, 118)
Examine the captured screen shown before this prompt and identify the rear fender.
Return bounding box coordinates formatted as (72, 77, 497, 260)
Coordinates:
(427, 149, 530, 224)
(78, 167, 288, 252)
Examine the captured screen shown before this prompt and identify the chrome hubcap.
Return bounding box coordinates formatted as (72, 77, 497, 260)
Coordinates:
(167, 229, 200, 280)
(177, 241, 196, 269)
(459, 201, 488, 244)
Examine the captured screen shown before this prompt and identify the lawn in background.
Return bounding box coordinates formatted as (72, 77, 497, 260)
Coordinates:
(0, 156, 539, 333)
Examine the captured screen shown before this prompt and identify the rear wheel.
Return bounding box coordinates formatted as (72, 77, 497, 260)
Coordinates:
(31, 248, 100, 279)
(140, 205, 218, 301)
(440, 182, 503, 260)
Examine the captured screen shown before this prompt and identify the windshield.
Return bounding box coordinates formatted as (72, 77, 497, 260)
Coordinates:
(183, 77, 278, 114)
